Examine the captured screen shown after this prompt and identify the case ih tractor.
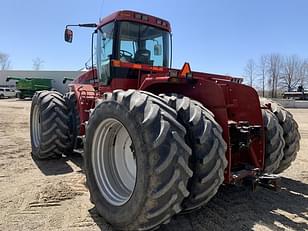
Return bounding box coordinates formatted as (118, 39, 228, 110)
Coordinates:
(30, 10, 300, 230)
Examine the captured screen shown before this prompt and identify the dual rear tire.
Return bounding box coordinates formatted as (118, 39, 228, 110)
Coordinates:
(84, 90, 227, 230)
(30, 91, 81, 159)
(261, 98, 300, 174)
(30, 91, 70, 159)
(159, 94, 227, 211)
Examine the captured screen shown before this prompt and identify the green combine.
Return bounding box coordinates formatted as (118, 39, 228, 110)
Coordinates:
(6, 77, 52, 99)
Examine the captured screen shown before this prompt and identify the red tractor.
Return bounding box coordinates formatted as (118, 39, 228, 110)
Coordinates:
(30, 10, 300, 230)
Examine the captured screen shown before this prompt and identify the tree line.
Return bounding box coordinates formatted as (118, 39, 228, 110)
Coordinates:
(244, 54, 308, 98)
(0, 51, 44, 71)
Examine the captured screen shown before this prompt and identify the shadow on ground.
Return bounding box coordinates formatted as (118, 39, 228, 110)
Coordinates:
(88, 177, 308, 231)
(33, 152, 83, 175)
(33, 155, 308, 231)
(160, 177, 308, 231)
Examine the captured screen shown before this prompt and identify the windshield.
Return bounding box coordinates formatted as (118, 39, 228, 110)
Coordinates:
(118, 21, 170, 67)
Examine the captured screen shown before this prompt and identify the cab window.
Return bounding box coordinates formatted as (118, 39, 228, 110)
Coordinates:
(118, 21, 170, 67)
(97, 22, 115, 85)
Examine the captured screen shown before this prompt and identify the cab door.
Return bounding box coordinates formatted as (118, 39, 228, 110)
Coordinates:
(97, 22, 115, 88)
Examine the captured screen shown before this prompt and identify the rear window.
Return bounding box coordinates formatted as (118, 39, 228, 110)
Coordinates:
(0, 89, 3, 91)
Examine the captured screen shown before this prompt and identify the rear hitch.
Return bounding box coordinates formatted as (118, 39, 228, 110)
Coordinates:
(243, 174, 281, 192)
(232, 170, 281, 191)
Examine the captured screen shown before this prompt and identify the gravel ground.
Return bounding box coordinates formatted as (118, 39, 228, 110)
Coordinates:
(0, 98, 307, 231)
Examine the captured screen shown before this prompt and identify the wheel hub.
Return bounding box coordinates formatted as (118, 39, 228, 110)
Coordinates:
(92, 118, 137, 206)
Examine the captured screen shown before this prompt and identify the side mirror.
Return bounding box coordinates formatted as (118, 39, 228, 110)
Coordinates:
(64, 28, 73, 43)
(154, 44, 162, 56)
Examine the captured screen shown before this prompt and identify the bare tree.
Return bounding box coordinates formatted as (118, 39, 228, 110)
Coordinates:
(298, 59, 308, 88)
(0, 52, 10, 70)
(267, 54, 282, 98)
(244, 59, 257, 87)
(280, 55, 301, 91)
(258, 55, 268, 97)
(32, 57, 44, 70)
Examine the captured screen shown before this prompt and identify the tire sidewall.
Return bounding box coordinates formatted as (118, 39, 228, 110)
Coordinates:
(85, 101, 151, 227)
(30, 92, 43, 157)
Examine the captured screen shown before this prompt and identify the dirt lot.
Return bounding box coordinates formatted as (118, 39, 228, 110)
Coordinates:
(0, 98, 307, 231)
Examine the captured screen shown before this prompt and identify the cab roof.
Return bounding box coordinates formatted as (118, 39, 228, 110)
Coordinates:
(97, 10, 171, 32)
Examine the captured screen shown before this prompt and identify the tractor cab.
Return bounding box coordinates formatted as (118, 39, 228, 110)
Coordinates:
(65, 11, 171, 87)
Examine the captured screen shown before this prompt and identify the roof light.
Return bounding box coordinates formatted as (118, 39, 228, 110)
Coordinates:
(162, 21, 167, 27)
(157, 19, 162, 25)
(142, 15, 149, 21)
(135, 13, 142, 20)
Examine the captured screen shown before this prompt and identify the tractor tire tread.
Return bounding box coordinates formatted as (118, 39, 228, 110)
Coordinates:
(64, 92, 80, 153)
(85, 90, 192, 230)
(159, 93, 227, 211)
(260, 98, 300, 173)
(30, 90, 70, 159)
(262, 109, 285, 173)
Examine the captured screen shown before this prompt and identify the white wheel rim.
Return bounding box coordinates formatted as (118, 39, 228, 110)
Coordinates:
(91, 118, 137, 206)
(32, 104, 41, 148)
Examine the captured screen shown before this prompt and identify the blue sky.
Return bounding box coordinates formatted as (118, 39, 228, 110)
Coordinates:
(1, 0, 307, 76)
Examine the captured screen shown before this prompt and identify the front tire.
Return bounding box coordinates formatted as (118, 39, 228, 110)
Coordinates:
(30, 91, 70, 159)
(84, 90, 192, 230)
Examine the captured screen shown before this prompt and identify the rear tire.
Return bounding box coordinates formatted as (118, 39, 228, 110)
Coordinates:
(30, 91, 70, 159)
(159, 94, 227, 211)
(84, 90, 192, 230)
(262, 109, 285, 173)
(260, 98, 300, 173)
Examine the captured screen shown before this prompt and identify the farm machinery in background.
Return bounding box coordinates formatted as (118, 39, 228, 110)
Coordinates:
(6, 76, 52, 99)
(29, 10, 300, 230)
(283, 85, 308, 100)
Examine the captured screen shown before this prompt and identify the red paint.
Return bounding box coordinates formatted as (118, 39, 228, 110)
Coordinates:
(70, 67, 264, 184)
(67, 11, 265, 184)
